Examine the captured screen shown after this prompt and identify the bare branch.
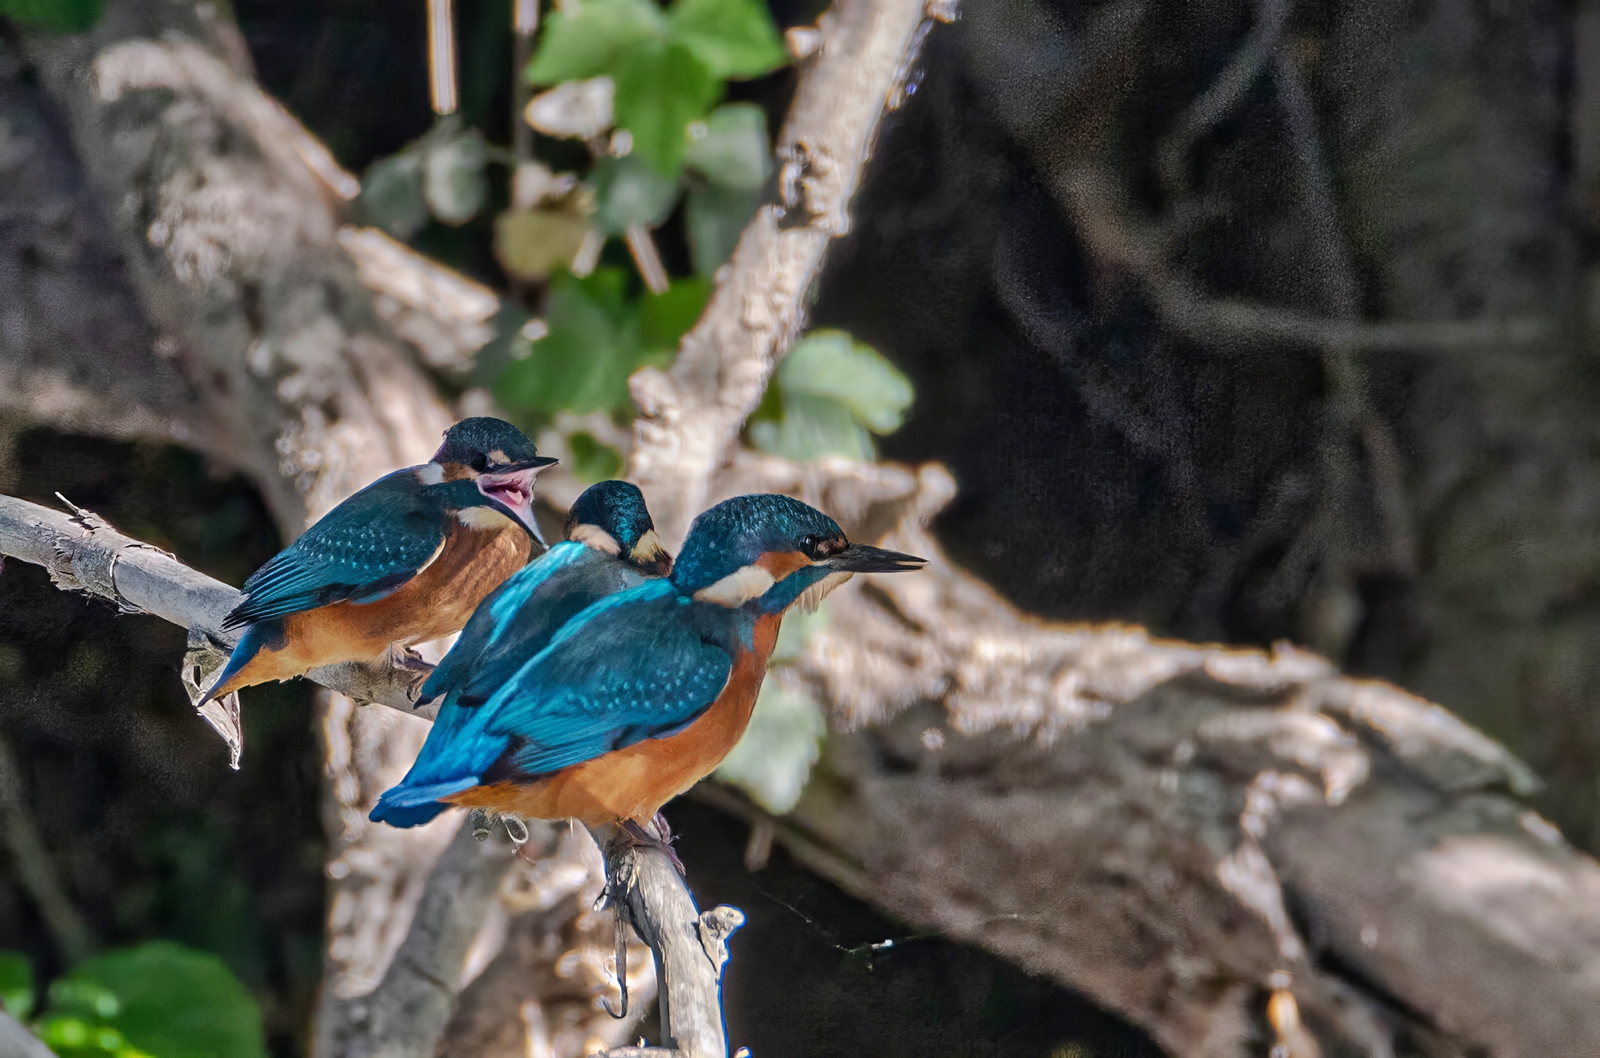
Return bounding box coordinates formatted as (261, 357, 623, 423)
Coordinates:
(0, 1012, 55, 1058)
(319, 820, 522, 1058)
(601, 840, 744, 1058)
(0, 494, 422, 714)
(628, 0, 950, 543)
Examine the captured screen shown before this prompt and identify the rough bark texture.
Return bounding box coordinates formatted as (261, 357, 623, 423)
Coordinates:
(627, 0, 947, 544)
(693, 455, 1599, 1057)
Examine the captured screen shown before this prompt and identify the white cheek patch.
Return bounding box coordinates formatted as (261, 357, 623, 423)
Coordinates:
(569, 523, 622, 555)
(416, 462, 446, 485)
(632, 529, 669, 566)
(695, 564, 777, 607)
(794, 571, 853, 613)
(457, 506, 515, 531)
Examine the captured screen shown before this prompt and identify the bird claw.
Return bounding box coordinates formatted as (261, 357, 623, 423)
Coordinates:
(390, 644, 434, 673)
(616, 813, 686, 877)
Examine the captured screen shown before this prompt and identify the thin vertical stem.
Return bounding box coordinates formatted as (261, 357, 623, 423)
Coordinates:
(428, 0, 459, 116)
(513, 0, 539, 160)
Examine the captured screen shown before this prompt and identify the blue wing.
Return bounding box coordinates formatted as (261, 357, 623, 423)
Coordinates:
(419, 542, 648, 706)
(483, 582, 734, 774)
(225, 469, 451, 629)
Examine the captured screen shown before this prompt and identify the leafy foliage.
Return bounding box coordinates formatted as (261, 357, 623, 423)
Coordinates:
(526, 0, 783, 172)
(4, 943, 265, 1058)
(494, 270, 707, 417)
(749, 331, 915, 462)
(0, 0, 102, 31)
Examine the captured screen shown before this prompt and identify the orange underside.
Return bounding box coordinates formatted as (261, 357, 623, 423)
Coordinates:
(445, 612, 782, 826)
(212, 524, 531, 697)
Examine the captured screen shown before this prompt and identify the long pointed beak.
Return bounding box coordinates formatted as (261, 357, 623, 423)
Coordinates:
(827, 543, 926, 573)
(487, 455, 559, 473)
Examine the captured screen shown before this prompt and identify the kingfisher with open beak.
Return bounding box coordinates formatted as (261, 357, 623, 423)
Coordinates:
(200, 417, 556, 704)
(369, 493, 924, 840)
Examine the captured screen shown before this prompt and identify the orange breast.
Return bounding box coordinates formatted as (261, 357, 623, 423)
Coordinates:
(448, 613, 782, 826)
(233, 519, 533, 684)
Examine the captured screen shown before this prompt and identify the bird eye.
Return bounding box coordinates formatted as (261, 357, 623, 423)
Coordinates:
(805, 535, 845, 559)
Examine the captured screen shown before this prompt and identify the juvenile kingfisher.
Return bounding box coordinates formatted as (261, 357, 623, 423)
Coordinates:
(418, 479, 673, 712)
(369, 493, 924, 835)
(201, 417, 556, 704)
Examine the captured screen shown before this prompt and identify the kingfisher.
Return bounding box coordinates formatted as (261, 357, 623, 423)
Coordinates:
(369, 493, 924, 837)
(200, 417, 556, 704)
(417, 478, 673, 712)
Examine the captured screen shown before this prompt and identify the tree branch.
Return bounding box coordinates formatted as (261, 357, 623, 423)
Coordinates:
(627, 0, 952, 544)
(601, 839, 744, 1058)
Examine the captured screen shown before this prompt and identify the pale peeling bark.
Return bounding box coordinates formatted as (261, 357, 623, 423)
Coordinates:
(12, 5, 490, 1054)
(628, 0, 952, 545)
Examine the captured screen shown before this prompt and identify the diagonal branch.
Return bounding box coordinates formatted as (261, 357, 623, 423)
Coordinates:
(627, 0, 953, 544)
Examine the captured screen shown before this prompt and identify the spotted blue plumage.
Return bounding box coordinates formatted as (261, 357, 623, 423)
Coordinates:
(224, 471, 518, 629)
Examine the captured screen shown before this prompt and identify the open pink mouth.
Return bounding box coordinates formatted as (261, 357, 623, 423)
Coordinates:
(477, 469, 544, 541)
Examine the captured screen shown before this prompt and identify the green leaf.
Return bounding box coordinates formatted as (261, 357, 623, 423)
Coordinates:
(590, 154, 681, 236)
(423, 128, 488, 226)
(359, 151, 428, 240)
(780, 330, 913, 433)
(686, 180, 758, 277)
(612, 40, 720, 173)
(684, 104, 772, 190)
(0, 0, 102, 31)
(525, 0, 666, 85)
(666, 0, 787, 79)
(715, 681, 827, 813)
(567, 432, 624, 483)
(0, 950, 33, 1020)
(66, 942, 266, 1058)
(748, 390, 876, 462)
(496, 269, 644, 416)
(639, 277, 710, 351)
(494, 209, 592, 280)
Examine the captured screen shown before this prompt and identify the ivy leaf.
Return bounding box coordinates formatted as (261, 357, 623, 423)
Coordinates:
(525, 0, 666, 85)
(686, 180, 758, 277)
(494, 208, 592, 281)
(496, 269, 651, 416)
(0, 950, 33, 1020)
(65, 942, 266, 1058)
(422, 128, 488, 226)
(716, 681, 827, 813)
(567, 431, 624, 483)
(591, 154, 681, 236)
(612, 40, 720, 173)
(0, 0, 102, 31)
(639, 276, 711, 351)
(749, 390, 875, 462)
(685, 103, 772, 190)
(666, 0, 787, 80)
(780, 330, 913, 433)
(358, 151, 428, 240)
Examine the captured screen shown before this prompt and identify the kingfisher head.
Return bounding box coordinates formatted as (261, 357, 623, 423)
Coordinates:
(430, 417, 556, 542)
(565, 480, 673, 576)
(672, 494, 924, 613)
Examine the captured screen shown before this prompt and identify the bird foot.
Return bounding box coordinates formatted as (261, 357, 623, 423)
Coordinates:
(390, 644, 435, 673)
(615, 813, 685, 877)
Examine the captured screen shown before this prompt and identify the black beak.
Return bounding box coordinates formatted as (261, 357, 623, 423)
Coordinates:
(487, 455, 559, 473)
(827, 543, 926, 573)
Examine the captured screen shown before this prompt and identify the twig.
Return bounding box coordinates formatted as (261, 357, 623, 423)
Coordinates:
(601, 838, 745, 1058)
(1157, 0, 1289, 196)
(0, 733, 97, 965)
(627, 0, 948, 544)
